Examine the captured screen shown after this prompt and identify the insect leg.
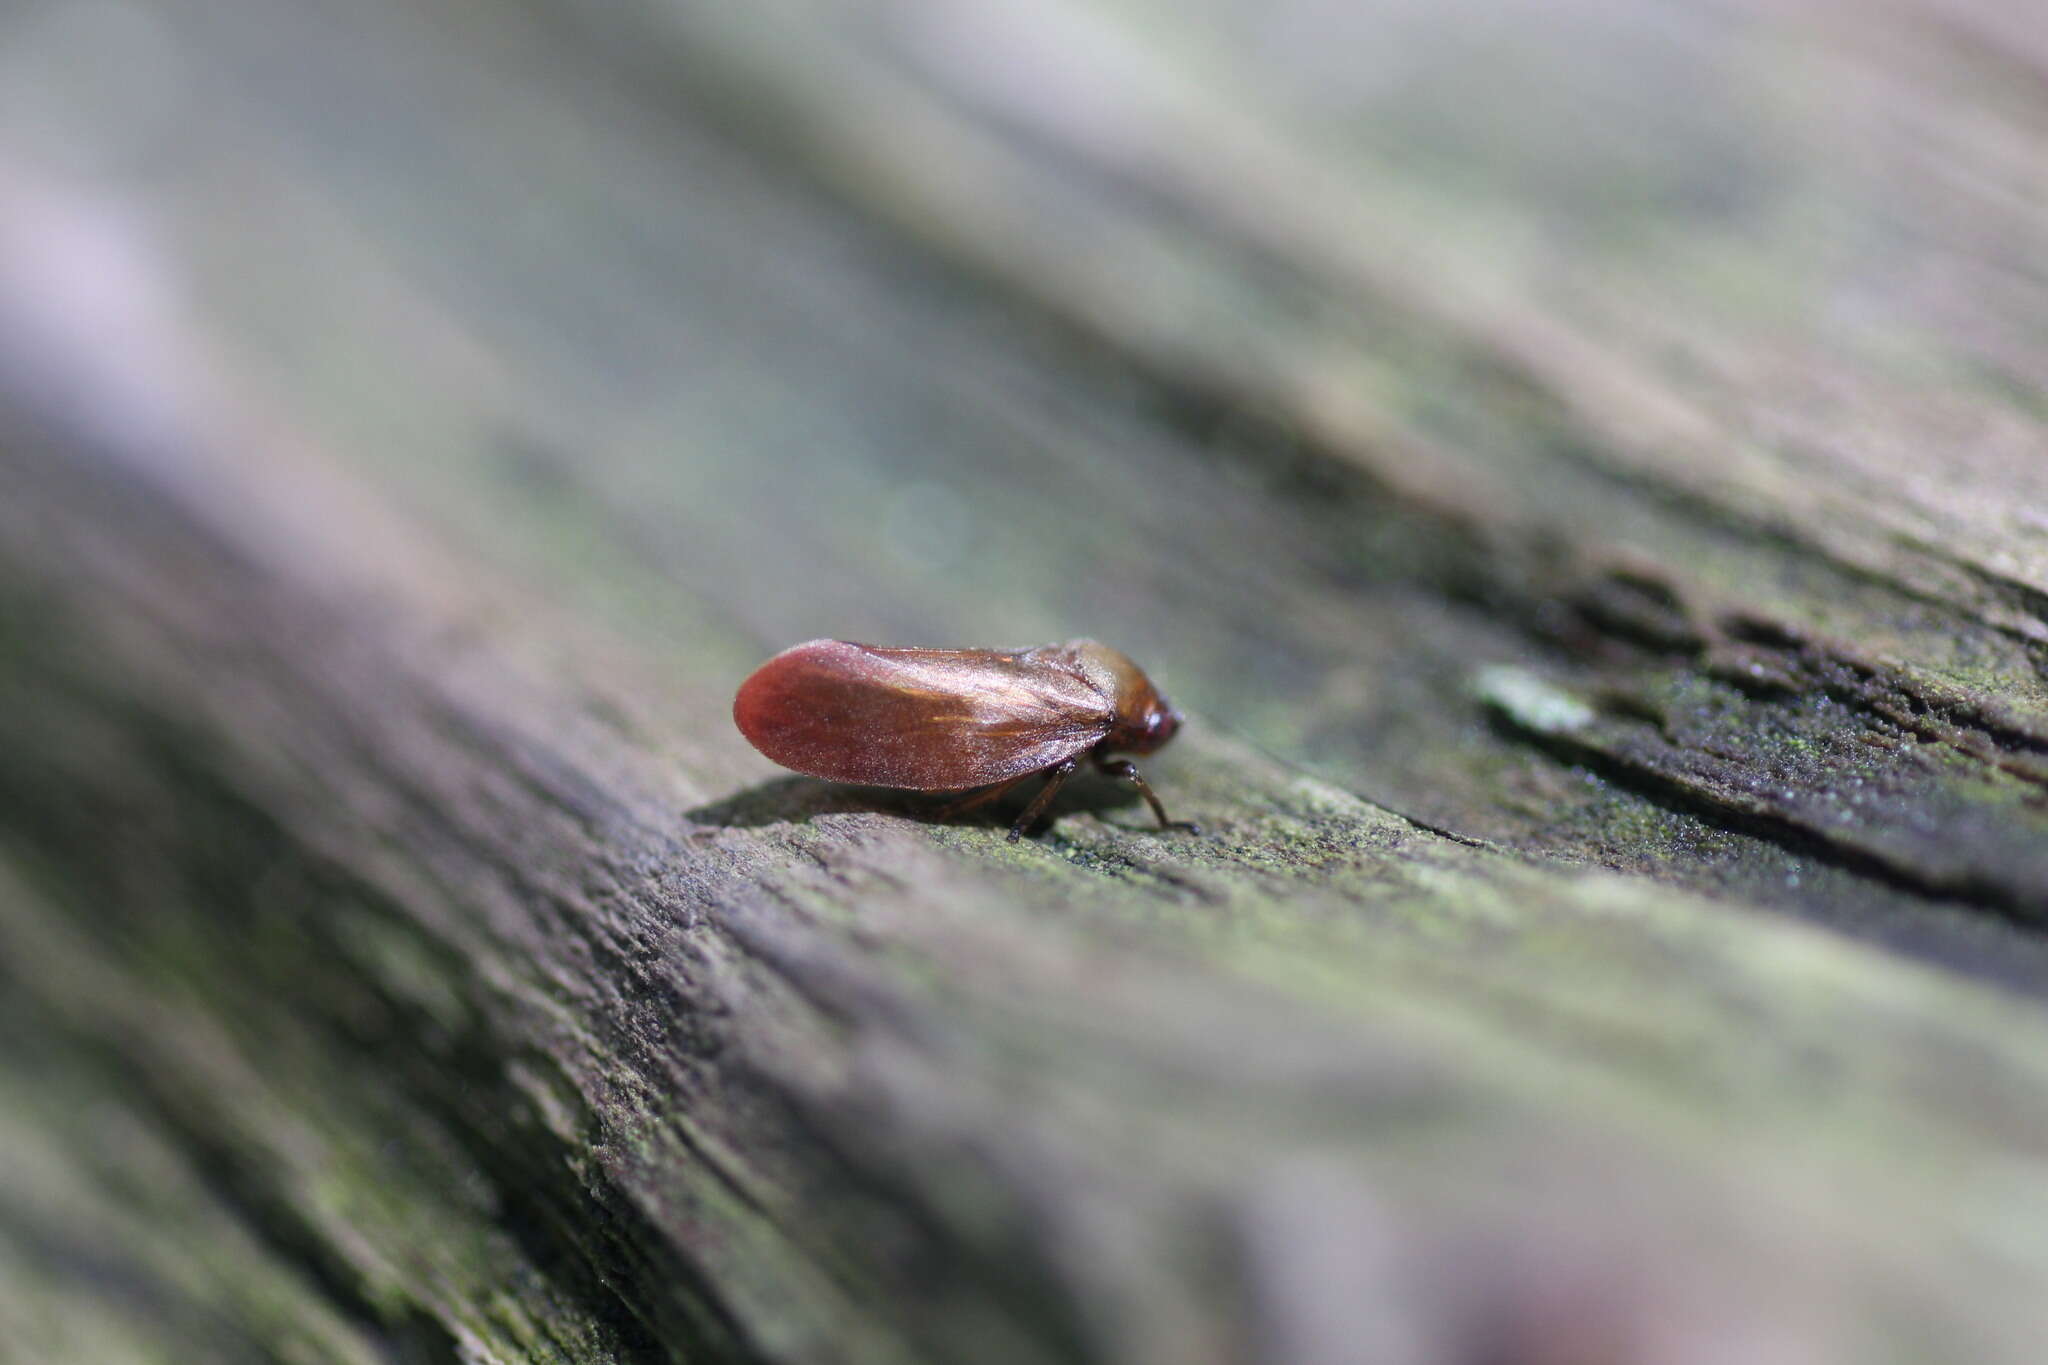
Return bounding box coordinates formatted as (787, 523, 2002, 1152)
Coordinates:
(1008, 758, 1080, 842)
(935, 774, 1031, 822)
(1093, 757, 1199, 834)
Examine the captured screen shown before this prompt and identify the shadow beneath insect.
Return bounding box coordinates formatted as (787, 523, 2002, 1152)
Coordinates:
(687, 772, 1146, 834)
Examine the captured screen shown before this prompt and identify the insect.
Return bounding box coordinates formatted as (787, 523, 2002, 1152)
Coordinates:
(733, 638, 1193, 841)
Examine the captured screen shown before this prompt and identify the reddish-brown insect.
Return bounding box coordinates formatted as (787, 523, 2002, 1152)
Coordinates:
(733, 638, 1192, 840)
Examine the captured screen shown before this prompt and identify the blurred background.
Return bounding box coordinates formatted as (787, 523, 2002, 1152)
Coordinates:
(5, 0, 2048, 1360)
(7, 0, 2044, 827)
(7, 0, 2046, 947)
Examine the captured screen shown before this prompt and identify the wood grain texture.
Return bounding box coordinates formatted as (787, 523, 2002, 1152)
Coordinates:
(3, 0, 2048, 1360)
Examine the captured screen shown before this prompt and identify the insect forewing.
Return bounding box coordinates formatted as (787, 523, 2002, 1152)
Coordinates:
(734, 640, 1113, 789)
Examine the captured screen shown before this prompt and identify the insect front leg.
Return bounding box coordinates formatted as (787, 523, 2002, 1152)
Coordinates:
(1093, 757, 1198, 834)
(1009, 758, 1080, 842)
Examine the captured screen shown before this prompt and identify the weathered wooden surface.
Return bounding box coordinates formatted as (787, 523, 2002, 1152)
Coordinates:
(4, 0, 2048, 1360)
